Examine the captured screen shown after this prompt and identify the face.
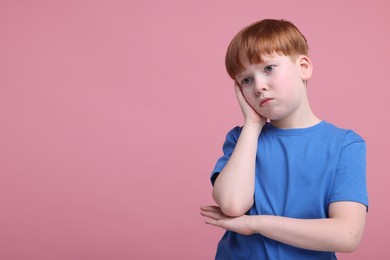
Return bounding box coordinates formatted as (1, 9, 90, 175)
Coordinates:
(235, 53, 312, 126)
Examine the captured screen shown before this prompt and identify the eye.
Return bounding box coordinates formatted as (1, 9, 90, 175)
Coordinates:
(264, 65, 275, 73)
(240, 77, 253, 86)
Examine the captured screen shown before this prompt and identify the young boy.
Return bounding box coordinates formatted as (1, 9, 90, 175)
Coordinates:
(200, 19, 368, 259)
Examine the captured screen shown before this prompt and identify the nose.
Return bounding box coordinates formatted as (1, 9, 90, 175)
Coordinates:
(254, 81, 267, 95)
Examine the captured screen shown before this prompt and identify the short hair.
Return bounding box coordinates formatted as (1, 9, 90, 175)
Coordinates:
(225, 19, 308, 79)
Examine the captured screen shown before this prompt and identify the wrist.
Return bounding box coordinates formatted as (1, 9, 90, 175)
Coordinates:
(243, 121, 264, 134)
(246, 215, 258, 235)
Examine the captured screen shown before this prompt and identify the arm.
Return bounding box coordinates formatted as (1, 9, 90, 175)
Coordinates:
(212, 83, 266, 217)
(201, 201, 367, 253)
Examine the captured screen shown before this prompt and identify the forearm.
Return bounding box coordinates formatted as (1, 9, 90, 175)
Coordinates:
(249, 213, 365, 253)
(212, 123, 261, 217)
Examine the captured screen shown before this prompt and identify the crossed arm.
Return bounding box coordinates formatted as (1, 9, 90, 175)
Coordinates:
(200, 202, 366, 253)
(202, 83, 367, 253)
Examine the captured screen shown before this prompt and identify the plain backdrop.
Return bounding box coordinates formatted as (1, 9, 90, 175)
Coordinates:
(0, 0, 389, 259)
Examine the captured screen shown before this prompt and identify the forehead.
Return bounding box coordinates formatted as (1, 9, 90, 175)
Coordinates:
(241, 52, 280, 65)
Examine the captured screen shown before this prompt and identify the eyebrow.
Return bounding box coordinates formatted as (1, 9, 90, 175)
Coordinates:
(236, 71, 251, 79)
(235, 56, 282, 78)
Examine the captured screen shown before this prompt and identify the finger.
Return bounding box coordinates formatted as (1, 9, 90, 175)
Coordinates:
(234, 82, 253, 112)
(204, 217, 219, 226)
(235, 89, 248, 109)
(203, 217, 225, 229)
(200, 205, 221, 213)
(234, 80, 239, 87)
(234, 82, 245, 100)
(200, 209, 224, 220)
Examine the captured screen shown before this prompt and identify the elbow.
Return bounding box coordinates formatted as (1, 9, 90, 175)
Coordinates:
(220, 204, 248, 217)
(213, 192, 253, 217)
(336, 232, 363, 253)
(338, 242, 359, 253)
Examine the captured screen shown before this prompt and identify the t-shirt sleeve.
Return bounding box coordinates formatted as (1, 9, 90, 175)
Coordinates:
(210, 126, 241, 186)
(328, 130, 368, 209)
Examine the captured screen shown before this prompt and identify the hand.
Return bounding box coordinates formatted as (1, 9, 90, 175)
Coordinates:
(200, 205, 255, 236)
(234, 82, 267, 128)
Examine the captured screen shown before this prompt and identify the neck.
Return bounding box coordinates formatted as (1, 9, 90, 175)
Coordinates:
(270, 113, 321, 129)
(270, 98, 321, 129)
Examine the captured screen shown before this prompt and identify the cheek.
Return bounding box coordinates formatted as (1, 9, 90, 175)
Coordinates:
(242, 91, 257, 107)
(275, 76, 299, 99)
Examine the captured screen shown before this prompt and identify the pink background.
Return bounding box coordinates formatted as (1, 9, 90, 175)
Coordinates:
(0, 0, 389, 259)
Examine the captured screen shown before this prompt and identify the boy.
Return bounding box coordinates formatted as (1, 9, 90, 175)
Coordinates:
(200, 19, 368, 259)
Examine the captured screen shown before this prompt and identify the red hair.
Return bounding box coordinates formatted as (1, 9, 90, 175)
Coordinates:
(225, 19, 308, 79)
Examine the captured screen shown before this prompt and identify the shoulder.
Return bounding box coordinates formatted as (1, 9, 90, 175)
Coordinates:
(324, 122, 365, 147)
(224, 126, 242, 141)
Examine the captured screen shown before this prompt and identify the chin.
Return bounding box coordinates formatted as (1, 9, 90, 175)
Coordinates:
(260, 113, 278, 121)
(261, 109, 288, 122)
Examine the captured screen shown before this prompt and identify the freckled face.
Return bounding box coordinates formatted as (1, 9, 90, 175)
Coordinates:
(235, 54, 309, 123)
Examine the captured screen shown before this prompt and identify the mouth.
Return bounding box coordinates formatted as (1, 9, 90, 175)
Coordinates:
(260, 98, 273, 107)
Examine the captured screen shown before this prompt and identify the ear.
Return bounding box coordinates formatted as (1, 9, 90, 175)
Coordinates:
(297, 55, 313, 81)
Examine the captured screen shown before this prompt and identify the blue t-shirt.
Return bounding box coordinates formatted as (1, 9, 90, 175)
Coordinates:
(211, 121, 368, 260)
